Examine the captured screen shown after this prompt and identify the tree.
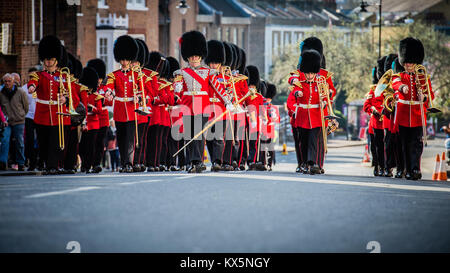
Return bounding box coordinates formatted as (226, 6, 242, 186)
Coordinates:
(269, 22, 450, 118)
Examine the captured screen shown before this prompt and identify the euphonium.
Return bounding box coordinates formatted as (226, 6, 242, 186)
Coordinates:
(374, 69, 394, 97)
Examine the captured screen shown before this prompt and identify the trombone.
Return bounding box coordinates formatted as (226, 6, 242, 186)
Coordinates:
(414, 64, 440, 113)
(316, 75, 329, 153)
(414, 64, 433, 147)
(132, 65, 151, 116)
(316, 75, 338, 120)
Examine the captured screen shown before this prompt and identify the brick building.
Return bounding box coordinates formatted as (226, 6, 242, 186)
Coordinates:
(0, 0, 198, 80)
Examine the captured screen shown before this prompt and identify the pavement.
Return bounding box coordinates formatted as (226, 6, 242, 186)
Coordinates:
(0, 137, 449, 253)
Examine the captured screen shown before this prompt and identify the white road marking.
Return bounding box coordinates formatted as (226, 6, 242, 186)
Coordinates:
(204, 173, 450, 193)
(24, 186, 101, 198)
(119, 179, 162, 185)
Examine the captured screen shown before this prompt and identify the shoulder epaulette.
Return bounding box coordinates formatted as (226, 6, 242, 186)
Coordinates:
(290, 70, 300, 76)
(159, 80, 172, 90)
(327, 71, 333, 79)
(29, 72, 39, 81)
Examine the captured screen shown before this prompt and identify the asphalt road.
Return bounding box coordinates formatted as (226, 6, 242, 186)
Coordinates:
(0, 140, 449, 253)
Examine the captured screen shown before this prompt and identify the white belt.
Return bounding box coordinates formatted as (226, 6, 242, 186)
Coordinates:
(36, 98, 58, 105)
(114, 96, 134, 102)
(398, 99, 421, 105)
(184, 91, 208, 96)
(294, 103, 319, 109)
(209, 98, 221, 103)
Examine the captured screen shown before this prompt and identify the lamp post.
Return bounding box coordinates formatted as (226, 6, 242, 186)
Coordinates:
(360, 0, 382, 58)
(177, 0, 190, 15)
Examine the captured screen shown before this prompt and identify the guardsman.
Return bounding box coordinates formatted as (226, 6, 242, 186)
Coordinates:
(229, 45, 249, 171)
(244, 65, 264, 171)
(263, 83, 278, 171)
(166, 56, 185, 171)
(391, 37, 434, 180)
(27, 35, 71, 175)
(86, 58, 109, 173)
(79, 67, 102, 173)
(364, 66, 378, 173)
(204, 40, 234, 172)
(363, 56, 386, 176)
(104, 35, 141, 173)
(287, 84, 304, 173)
(173, 31, 225, 173)
(286, 50, 328, 174)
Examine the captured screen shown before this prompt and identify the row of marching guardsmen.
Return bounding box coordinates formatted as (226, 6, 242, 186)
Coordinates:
(363, 37, 437, 181)
(26, 31, 280, 174)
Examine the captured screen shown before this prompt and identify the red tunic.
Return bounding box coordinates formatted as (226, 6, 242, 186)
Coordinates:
(363, 86, 384, 130)
(86, 92, 102, 131)
(391, 72, 434, 128)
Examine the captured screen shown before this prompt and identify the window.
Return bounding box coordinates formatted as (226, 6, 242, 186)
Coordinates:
(31, 0, 43, 42)
(99, 38, 108, 65)
(217, 27, 222, 40)
(240, 28, 245, 48)
(127, 0, 147, 11)
(98, 0, 109, 9)
(225, 27, 230, 42)
(232, 28, 237, 44)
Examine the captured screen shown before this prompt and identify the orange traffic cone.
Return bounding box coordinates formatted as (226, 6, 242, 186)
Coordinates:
(362, 144, 370, 163)
(282, 143, 288, 155)
(432, 154, 440, 180)
(438, 152, 448, 181)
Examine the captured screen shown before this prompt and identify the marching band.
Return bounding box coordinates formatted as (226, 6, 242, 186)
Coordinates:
(23, 32, 436, 181)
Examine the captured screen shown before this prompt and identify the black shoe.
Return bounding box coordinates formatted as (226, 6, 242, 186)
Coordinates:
(159, 165, 167, 172)
(57, 168, 66, 175)
(140, 165, 147, 172)
(48, 168, 58, 175)
(27, 165, 36, 172)
(309, 165, 321, 175)
(125, 165, 133, 173)
(395, 170, 404, 179)
(232, 161, 238, 169)
(256, 162, 267, 171)
(222, 164, 234, 171)
(147, 166, 155, 172)
(239, 164, 245, 171)
(384, 168, 393, 177)
(92, 166, 102, 173)
(267, 165, 272, 171)
(154, 166, 160, 172)
(200, 163, 207, 171)
(373, 166, 380, 176)
(248, 163, 256, 171)
(211, 162, 222, 172)
(187, 164, 197, 173)
(296, 166, 301, 173)
(320, 168, 325, 174)
(0, 161, 6, 171)
(405, 172, 413, 180)
(412, 169, 422, 180)
(133, 165, 141, 172)
(169, 165, 180, 172)
(81, 167, 87, 173)
(65, 169, 76, 174)
(377, 167, 384, 177)
(18, 165, 25, 171)
(301, 164, 308, 174)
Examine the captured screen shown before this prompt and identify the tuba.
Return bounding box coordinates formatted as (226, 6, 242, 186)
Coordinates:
(374, 69, 394, 97)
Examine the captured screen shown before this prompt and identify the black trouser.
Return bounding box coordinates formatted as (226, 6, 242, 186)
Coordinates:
(384, 129, 396, 170)
(25, 118, 38, 168)
(133, 123, 148, 166)
(93, 126, 108, 167)
(392, 132, 404, 172)
(399, 126, 423, 173)
(247, 129, 261, 165)
(167, 125, 185, 167)
(298, 127, 325, 167)
(64, 127, 80, 170)
(373, 128, 385, 169)
(116, 121, 136, 167)
(146, 124, 159, 167)
(232, 118, 246, 166)
(183, 115, 208, 165)
(292, 127, 303, 167)
(206, 119, 226, 164)
(369, 133, 377, 167)
(35, 124, 69, 170)
(79, 129, 98, 170)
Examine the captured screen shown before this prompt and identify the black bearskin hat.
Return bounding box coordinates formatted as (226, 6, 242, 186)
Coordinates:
(159, 59, 170, 79)
(68, 53, 82, 79)
(377, 56, 387, 80)
(38, 35, 63, 63)
(87, 58, 106, 80)
(372, 66, 378, 84)
(166, 57, 180, 80)
(399, 37, 424, 65)
(205, 40, 225, 65)
(223, 42, 234, 67)
(245, 65, 260, 88)
(135, 39, 148, 66)
(180, 30, 207, 62)
(113, 35, 138, 62)
(237, 48, 246, 74)
(299, 49, 321, 74)
(392, 57, 405, 73)
(260, 80, 268, 97)
(229, 43, 239, 70)
(384, 53, 398, 73)
(266, 83, 277, 99)
(321, 55, 326, 69)
(300, 37, 323, 55)
(59, 46, 69, 68)
(146, 51, 165, 72)
(80, 67, 99, 92)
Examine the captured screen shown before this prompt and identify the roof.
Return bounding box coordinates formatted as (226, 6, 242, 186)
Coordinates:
(363, 0, 443, 13)
(201, 0, 250, 17)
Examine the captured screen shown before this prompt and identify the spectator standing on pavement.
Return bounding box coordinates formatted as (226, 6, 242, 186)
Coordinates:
(23, 67, 40, 171)
(0, 73, 29, 171)
(106, 120, 120, 172)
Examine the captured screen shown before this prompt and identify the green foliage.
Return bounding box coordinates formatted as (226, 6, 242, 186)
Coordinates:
(269, 22, 450, 118)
